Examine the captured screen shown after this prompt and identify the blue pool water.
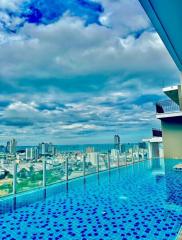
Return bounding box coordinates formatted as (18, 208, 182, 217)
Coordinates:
(0, 159, 182, 240)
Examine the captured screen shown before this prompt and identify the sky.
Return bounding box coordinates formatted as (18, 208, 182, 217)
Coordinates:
(0, 0, 179, 145)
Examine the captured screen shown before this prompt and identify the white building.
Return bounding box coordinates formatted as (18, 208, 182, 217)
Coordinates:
(111, 149, 119, 160)
(87, 152, 98, 165)
(26, 147, 38, 160)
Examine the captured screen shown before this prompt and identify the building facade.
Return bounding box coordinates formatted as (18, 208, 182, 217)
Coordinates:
(139, 0, 182, 159)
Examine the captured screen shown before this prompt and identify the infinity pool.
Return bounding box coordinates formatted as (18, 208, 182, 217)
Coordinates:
(0, 159, 182, 240)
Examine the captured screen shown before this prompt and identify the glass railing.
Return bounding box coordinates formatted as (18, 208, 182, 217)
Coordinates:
(0, 143, 149, 198)
(68, 155, 83, 180)
(0, 162, 14, 197)
(99, 153, 108, 171)
(110, 153, 119, 168)
(85, 153, 98, 175)
(119, 152, 126, 166)
(16, 161, 43, 193)
(46, 158, 66, 185)
(156, 99, 180, 114)
(125, 144, 133, 164)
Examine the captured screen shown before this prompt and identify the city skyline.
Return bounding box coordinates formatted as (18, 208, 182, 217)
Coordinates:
(0, 0, 179, 145)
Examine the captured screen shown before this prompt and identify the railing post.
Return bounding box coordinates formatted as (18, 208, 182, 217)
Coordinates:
(43, 159, 46, 187)
(108, 151, 110, 170)
(83, 154, 86, 177)
(125, 151, 127, 165)
(117, 152, 119, 168)
(132, 148, 134, 164)
(97, 153, 99, 173)
(66, 157, 68, 181)
(13, 161, 17, 195)
(138, 147, 140, 162)
(143, 149, 145, 161)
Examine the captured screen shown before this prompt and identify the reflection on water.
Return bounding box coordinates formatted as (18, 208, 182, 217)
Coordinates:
(164, 159, 182, 206)
(149, 158, 182, 207)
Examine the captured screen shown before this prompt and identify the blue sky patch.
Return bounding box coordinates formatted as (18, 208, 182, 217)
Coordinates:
(0, 0, 104, 33)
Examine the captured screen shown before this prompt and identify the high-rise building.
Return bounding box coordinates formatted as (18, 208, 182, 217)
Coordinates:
(38, 142, 56, 156)
(6, 139, 17, 154)
(87, 152, 98, 165)
(0, 145, 5, 153)
(6, 141, 10, 153)
(26, 147, 38, 160)
(38, 143, 46, 155)
(47, 142, 56, 155)
(114, 135, 120, 151)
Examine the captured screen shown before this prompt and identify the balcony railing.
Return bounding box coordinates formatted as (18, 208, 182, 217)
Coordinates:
(0, 144, 149, 198)
(156, 99, 180, 114)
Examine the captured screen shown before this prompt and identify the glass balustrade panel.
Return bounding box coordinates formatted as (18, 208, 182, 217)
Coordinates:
(16, 161, 43, 193)
(85, 153, 98, 175)
(46, 158, 66, 185)
(99, 153, 108, 171)
(0, 161, 14, 197)
(68, 155, 83, 180)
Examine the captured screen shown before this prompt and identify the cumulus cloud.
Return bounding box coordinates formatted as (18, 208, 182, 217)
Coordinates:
(99, 0, 150, 35)
(0, 0, 179, 145)
(0, 0, 23, 10)
(0, 15, 177, 89)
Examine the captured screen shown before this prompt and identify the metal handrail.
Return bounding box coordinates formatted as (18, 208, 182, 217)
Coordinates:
(156, 99, 180, 114)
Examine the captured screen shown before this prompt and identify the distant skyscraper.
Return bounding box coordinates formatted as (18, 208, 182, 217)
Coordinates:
(26, 147, 38, 160)
(38, 142, 56, 156)
(6, 141, 10, 153)
(0, 145, 5, 153)
(38, 143, 46, 155)
(114, 135, 120, 151)
(47, 142, 56, 155)
(6, 139, 17, 154)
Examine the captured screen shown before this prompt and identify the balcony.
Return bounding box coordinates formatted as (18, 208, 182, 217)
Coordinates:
(156, 99, 182, 119)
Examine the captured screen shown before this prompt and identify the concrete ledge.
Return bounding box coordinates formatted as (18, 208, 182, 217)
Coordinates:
(156, 112, 182, 119)
(173, 164, 182, 172)
(163, 85, 178, 92)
